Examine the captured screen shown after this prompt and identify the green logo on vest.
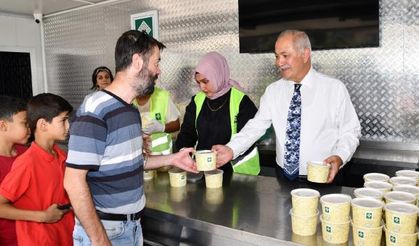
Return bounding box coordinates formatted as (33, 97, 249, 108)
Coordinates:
(155, 113, 161, 121)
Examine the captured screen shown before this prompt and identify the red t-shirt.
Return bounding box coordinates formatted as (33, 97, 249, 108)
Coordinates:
(0, 144, 27, 246)
(0, 143, 74, 246)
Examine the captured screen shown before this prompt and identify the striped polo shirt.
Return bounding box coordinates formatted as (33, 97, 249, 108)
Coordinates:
(66, 90, 145, 214)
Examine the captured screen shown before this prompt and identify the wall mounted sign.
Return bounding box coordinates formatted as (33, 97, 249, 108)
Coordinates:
(130, 10, 159, 39)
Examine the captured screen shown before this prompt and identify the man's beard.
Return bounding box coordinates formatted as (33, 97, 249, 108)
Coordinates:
(135, 67, 158, 97)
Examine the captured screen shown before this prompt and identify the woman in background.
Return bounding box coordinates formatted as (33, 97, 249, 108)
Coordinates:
(91, 66, 113, 90)
(176, 52, 260, 177)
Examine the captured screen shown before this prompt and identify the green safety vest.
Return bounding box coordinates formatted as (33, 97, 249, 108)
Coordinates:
(133, 87, 173, 155)
(194, 88, 260, 175)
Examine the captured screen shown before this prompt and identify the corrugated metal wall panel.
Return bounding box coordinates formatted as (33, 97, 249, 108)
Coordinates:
(43, 0, 418, 145)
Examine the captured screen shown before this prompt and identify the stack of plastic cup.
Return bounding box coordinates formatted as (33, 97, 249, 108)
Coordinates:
(351, 198, 384, 246)
(290, 188, 320, 236)
(320, 194, 351, 244)
(384, 202, 418, 246)
(384, 191, 416, 205)
(392, 185, 419, 206)
(389, 176, 417, 187)
(395, 170, 419, 186)
(354, 187, 384, 201)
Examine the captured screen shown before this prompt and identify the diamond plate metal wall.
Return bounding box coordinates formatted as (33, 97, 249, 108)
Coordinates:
(43, 0, 418, 145)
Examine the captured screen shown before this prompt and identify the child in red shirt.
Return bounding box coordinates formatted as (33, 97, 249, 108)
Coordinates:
(0, 93, 74, 246)
(0, 96, 30, 246)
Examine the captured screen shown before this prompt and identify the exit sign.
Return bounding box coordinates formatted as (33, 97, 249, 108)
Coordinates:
(130, 10, 159, 39)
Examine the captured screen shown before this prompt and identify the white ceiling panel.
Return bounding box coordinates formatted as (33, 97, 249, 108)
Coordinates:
(0, 0, 109, 17)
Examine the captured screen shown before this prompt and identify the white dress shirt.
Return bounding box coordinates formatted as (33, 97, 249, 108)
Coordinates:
(227, 67, 361, 175)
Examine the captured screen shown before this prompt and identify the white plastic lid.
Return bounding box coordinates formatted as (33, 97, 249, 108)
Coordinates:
(291, 188, 320, 198)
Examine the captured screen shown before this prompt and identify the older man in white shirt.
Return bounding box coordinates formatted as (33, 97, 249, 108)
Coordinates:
(213, 30, 361, 183)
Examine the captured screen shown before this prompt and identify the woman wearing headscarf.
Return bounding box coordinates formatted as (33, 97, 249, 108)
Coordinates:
(176, 52, 260, 176)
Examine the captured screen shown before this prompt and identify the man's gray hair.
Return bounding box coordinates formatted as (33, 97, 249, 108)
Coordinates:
(277, 30, 311, 53)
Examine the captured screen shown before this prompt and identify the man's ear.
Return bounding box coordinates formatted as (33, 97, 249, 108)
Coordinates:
(303, 48, 311, 63)
(132, 53, 144, 72)
(0, 119, 8, 131)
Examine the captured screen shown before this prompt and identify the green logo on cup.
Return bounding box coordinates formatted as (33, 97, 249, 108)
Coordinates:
(326, 226, 331, 233)
(390, 235, 396, 243)
(394, 217, 400, 224)
(358, 231, 364, 238)
(366, 212, 372, 219)
(207, 157, 212, 162)
(325, 207, 330, 213)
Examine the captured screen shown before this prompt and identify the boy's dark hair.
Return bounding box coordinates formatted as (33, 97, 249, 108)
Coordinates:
(115, 30, 166, 73)
(27, 93, 73, 134)
(0, 95, 27, 121)
(91, 66, 114, 90)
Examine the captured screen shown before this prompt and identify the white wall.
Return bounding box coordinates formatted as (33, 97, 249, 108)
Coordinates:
(0, 13, 44, 95)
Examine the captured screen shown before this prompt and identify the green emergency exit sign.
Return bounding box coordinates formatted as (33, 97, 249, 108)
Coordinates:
(130, 10, 159, 39)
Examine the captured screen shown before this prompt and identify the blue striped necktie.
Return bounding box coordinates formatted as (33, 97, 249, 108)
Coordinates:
(284, 84, 302, 180)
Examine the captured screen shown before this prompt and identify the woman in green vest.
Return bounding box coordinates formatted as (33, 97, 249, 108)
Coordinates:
(176, 52, 260, 176)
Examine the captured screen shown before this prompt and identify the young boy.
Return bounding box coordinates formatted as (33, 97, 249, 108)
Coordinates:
(0, 96, 30, 246)
(0, 93, 74, 246)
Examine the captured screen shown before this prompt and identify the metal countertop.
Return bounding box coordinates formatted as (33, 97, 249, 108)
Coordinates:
(143, 171, 358, 245)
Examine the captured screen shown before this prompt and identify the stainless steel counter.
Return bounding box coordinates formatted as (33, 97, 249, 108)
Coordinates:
(142, 171, 359, 246)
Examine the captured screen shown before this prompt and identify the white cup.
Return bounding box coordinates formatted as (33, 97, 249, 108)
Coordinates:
(307, 161, 330, 183)
(168, 168, 187, 187)
(144, 170, 155, 181)
(389, 176, 417, 187)
(320, 194, 352, 223)
(351, 197, 384, 228)
(363, 172, 390, 183)
(290, 209, 318, 236)
(195, 150, 216, 171)
(291, 188, 320, 216)
(354, 187, 384, 201)
(392, 185, 419, 206)
(364, 181, 393, 193)
(395, 170, 419, 184)
(384, 191, 416, 205)
(204, 169, 223, 189)
(384, 226, 418, 246)
(385, 202, 418, 233)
